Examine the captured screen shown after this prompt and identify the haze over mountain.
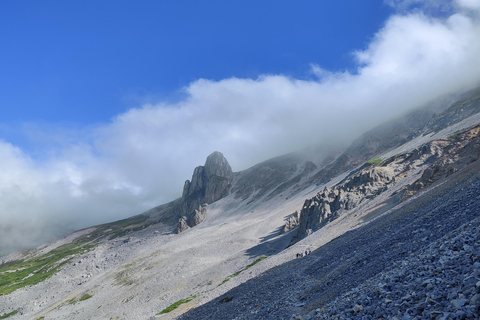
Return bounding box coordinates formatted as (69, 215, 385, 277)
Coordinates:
(1, 0, 480, 257)
(1, 83, 479, 319)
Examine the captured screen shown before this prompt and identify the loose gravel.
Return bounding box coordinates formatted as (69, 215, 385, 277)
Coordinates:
(178, 160, 480, 320)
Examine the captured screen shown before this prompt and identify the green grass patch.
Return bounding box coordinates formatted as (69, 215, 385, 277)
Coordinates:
(0, 241, 96, 295)
(156, 295, 196, 315)
(79, 293, 93, 301)
(114, 261, 138, 287)
(219, 256, 267, 286)
(0, 310, 19, 319)
(366, 156, 382, 165)
(245, 256, 267, 269)
(68, 214, 152, 244)
(68, 292, 93, 305)
(114, 269, 135, 287)
(0, 212, 154, 296)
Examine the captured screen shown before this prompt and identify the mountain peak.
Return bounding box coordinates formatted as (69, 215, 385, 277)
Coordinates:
(204, 151, 233, 179)
(178, 151, 234, 232)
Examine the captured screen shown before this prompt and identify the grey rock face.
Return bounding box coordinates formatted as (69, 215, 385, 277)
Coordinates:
(283, 211, 301, 233)
(177, 151, 233, 233)
(188, 205, 208, 227)
(177, 216, 189, 233)
(182, 151, 233, 202)
(294, 166, 397, 241)
(292, 124, 480, 243)
(231, 154, 303, 201)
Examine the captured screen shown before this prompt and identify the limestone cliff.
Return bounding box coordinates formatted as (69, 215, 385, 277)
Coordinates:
(177, 151, 233, 232)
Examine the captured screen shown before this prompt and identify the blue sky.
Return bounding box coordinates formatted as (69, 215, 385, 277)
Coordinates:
(1, 1, 391, 126)
(1, 0, 480, 255)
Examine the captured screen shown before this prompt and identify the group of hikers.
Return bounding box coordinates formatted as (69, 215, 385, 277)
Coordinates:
(296, 249, 311, 258)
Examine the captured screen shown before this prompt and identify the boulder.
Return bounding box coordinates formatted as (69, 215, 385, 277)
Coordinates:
(188, 205, 208, 227)
(177, 217, 190, 234)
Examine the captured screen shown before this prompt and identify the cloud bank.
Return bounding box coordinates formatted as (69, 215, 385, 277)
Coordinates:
(1, 0, 480, 255)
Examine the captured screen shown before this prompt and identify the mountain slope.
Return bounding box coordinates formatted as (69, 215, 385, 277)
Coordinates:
(0, 89, 479, 320)
(179, 147, 480, 320)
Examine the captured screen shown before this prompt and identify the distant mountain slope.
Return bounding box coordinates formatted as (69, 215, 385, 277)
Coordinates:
(0, 88, 479, 320)
(304, 88, 480, 189)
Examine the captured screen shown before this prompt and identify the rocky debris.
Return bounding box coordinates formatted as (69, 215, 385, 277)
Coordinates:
(316, 216, 480, 320)
(176, 204, 208, 234)
(177, 217, 190, 233)
(177, 151, 233, 233)
(188, 204, 208, 227)
(393, 126, 480, 204)
(292, 165, 398, 241)
(283, 211, 301, 233)
(292, 125, 480, 243)
(178, 155, 480, 320)
(305, 89, 480, 189)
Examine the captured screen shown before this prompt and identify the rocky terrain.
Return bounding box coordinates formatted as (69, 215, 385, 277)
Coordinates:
(290, 124, 480, 243)
(0, 88, 479, 320)
(179, 151, 480, 320)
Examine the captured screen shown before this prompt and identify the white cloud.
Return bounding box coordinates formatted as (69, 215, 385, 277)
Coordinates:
(1, 1, 480, 255)
(457, 0, 480, 10)
(385, 0, 455, 13)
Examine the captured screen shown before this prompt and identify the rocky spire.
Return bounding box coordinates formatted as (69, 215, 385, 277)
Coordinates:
(182, 151, 233, 202)
(177, 151, 233, 233)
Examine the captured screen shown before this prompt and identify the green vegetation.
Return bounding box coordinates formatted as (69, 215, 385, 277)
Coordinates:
(0, 209, 157, 299)
(35, 317, 45, 320)
(114, 262, 138, 287)
(0, 241, 95, 295)
(104, 215, 153, 240)
(367, 156, 382, 165)
(75, 214, 152, 241)
(79, 293, 93, 301)
(154, 257, 267, 314)
(114, 269, 135, 287)
(0, 310, 18, 319)
(447, 131, 462, 141)
(68, 292, 93, 305)
(156, 295, 196, 315)
(0, 213, 155, 296)
(245, 255, 267, 269)
(219, 256, 267, 286)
